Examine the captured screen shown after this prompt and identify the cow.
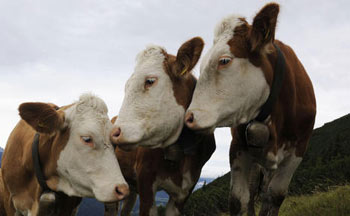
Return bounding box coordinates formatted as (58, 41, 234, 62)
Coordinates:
(185, 3, 316, 216)
(108, 37, 216, 216)
(1, 93, 129, 216)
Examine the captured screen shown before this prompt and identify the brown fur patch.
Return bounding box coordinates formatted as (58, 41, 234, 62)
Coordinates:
(250, 3, 279, 52)
(111, 116, 118, 124)
(0, 169, 6, 216)
(172, 37, 204, 77)
(228, 18, 250, 58)
(162, 37, 204, 109)
(19, 102, 64, 134)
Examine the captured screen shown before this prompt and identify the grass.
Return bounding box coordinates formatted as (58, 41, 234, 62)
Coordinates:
(221, 185, 350, 216)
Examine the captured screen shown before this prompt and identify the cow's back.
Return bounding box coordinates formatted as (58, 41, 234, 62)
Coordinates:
(0, 169, 6, 216)
(1, 120, 40, 215)
(279, 40, 316, 127)
(2, 120, 36, 193)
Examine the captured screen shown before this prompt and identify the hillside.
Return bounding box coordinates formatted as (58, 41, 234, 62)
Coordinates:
(278, 185, 350, 216)
(184, 113, 350, 215)
(220, 185, 350, 216)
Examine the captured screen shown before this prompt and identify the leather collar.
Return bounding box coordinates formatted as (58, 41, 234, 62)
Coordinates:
(32, 133, 51, 192)
(254, 43, 286, 123)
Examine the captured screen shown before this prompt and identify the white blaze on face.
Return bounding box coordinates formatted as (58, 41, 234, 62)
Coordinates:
(188, 15, 270, 129)
(56, 94, 127, 202)
(115, 46, 185, 148)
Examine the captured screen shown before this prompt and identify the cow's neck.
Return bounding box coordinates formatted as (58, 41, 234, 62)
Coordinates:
(171, 74, 197, 109)
(163, 71, 198, 161)
(240, 43, 286, 143)
(35, 129, 69, 191)
(32, 133, 52, 192)
(163, 125, 201, 162)
(177, 125, 199, 154)
(254, 43, 286, 123)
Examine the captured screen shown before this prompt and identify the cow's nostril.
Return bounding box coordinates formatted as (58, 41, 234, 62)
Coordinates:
(115, 184, 129, 200)
(116, 187, 122, 195)
(186, 112, 194, 124)
(113, 128, 121, 138)
(110, 127, 122, 146)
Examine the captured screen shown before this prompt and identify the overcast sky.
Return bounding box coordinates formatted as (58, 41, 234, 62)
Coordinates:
(0, 0, 349, 178)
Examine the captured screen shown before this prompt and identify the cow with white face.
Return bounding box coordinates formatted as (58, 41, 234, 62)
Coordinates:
(112, 37, 204, 150)
(186, 3, 316, 216)
(1, 94, 129, 216)
(107, 38, 216, 216)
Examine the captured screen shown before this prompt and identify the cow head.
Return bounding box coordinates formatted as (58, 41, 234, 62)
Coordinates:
(19, 94, 129, 202)
(186, 3, 280, 131)
(111, 37, 204, 150)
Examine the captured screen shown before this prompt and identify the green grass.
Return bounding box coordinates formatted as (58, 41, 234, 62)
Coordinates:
(279, 185, 350, 216)
(221, 185, 350, 216)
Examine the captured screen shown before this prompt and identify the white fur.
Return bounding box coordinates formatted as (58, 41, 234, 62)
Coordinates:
(187, 15, 270, 129)
(213, 15, 245, 44)
(159, 171, 193, 202)
(165, 199, 181, 216)
(230, 152, 252, 214)
(116, 46, 185, 148)
(152, 171, 193, 216)
(56, 93, 127, 202)
(148, 178, 159, 216)
(268, 148, 302, 196)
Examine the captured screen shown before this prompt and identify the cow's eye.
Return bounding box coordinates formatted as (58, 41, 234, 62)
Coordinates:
(218, 56, 233, 70)
(145, 77, 157, 89)
(81, 136, 92, 143)
(218, 57, 232, 66)
(81, 136, 94, 147)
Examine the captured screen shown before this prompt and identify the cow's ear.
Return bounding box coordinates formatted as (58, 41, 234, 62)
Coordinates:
(250, 3, 279, 53)
(173, 37, 204, 77)
(19, 102, 65, 134)
(111, 116, 118, 124)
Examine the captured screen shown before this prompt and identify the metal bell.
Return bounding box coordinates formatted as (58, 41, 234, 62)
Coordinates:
(245, 121, 270, 148)
(38, 191, 57, 215)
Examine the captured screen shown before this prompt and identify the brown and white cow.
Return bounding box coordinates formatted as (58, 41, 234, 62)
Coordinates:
(185, 3, 316, 216)
(108, 38, 216, 216)
(1, 94, 129, 216)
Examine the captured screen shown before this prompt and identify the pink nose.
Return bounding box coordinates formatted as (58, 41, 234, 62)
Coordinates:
(110, 127, 121, 144)
(185, 111, 196, 128)
(115, 184, 129, 201)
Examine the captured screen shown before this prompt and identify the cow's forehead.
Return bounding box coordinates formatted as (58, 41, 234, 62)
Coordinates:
(213, 14, 245, 44)
(76, 94, 108, 115)
(65, 94, 110, 125)
(200, 15, 246, 71)
(135, 45, 166, 70)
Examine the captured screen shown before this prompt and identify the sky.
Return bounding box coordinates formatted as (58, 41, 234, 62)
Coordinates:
(0, 0, 349, 178)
